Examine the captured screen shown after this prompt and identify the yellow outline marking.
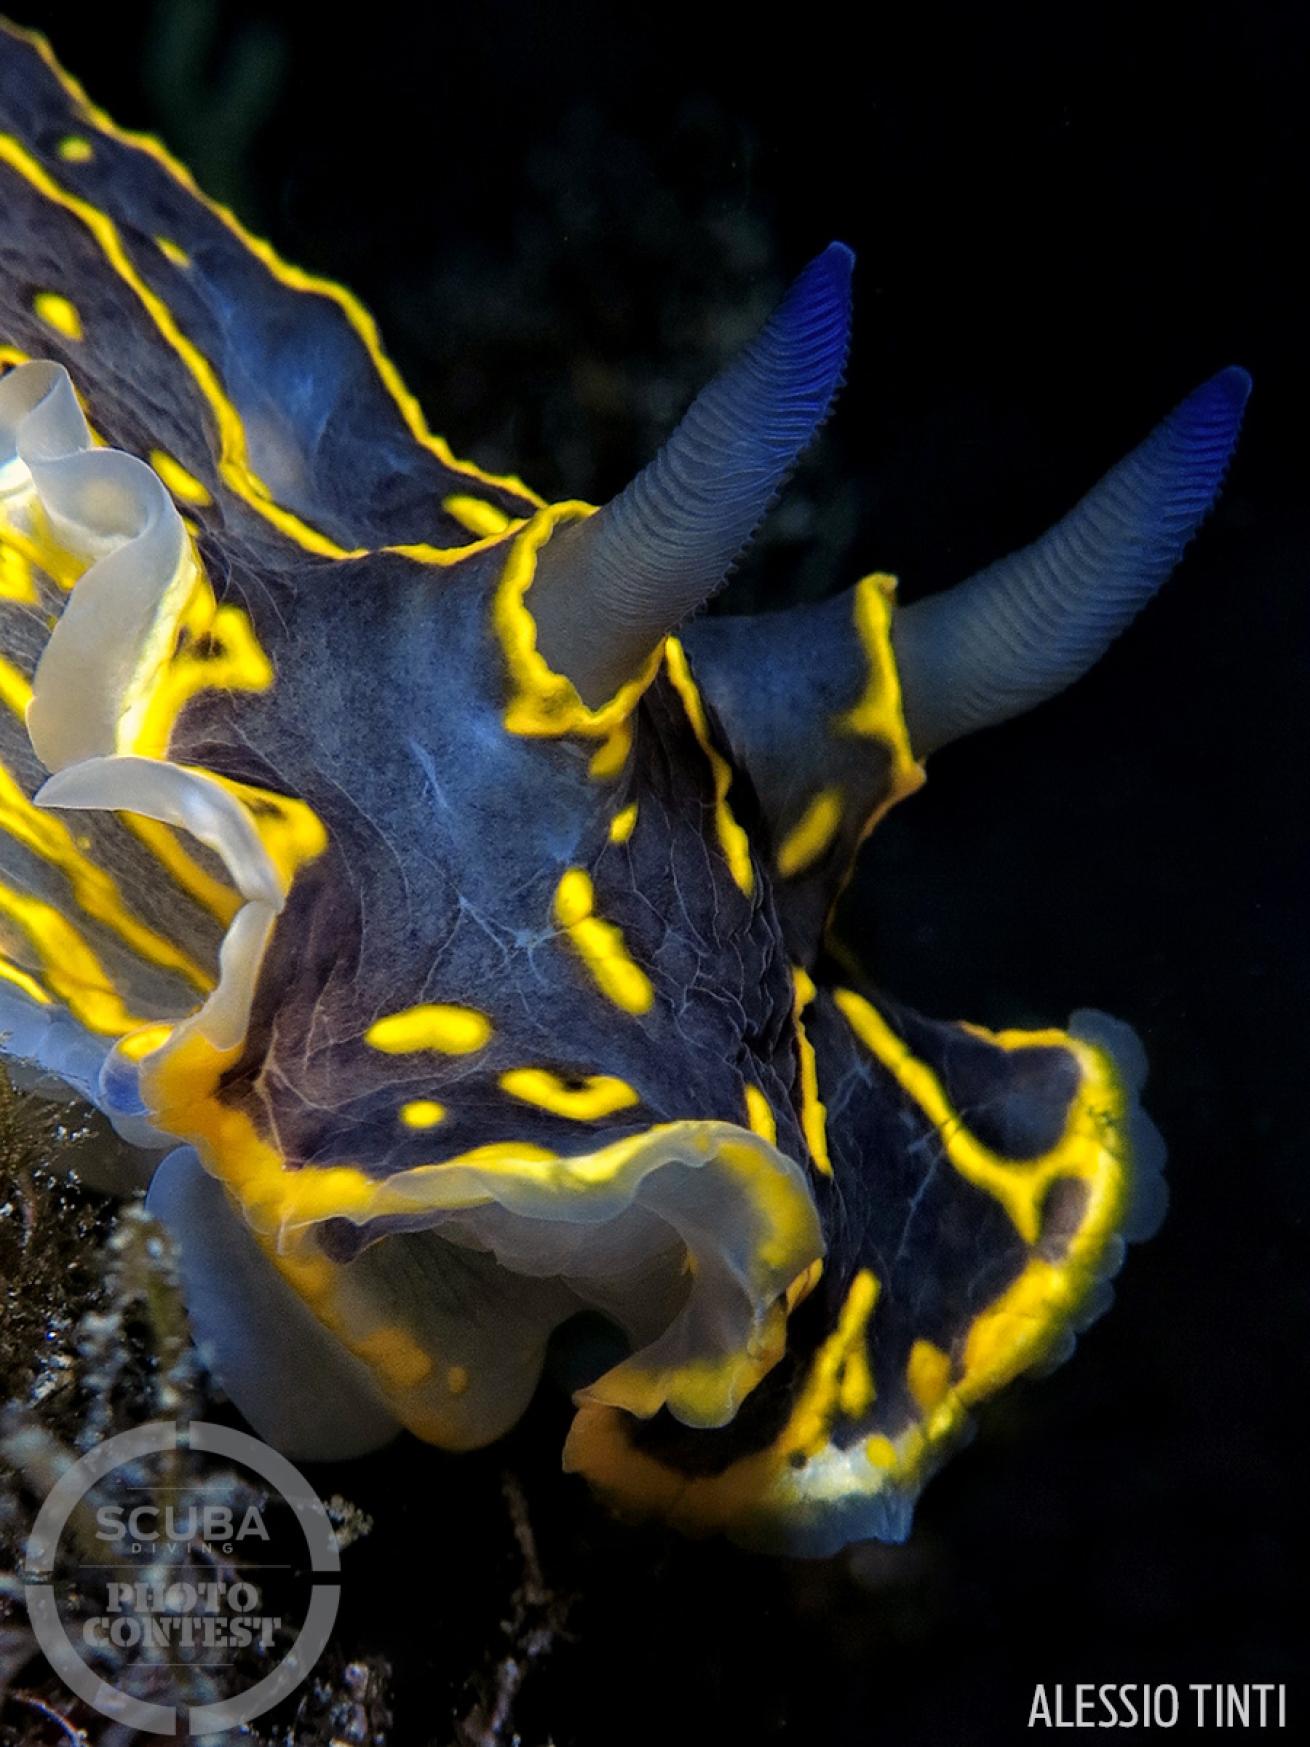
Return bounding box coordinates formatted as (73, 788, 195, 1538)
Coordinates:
(832, 989, 1126, 1246)
(791, 966, 832, 1176)
(492, 503, 660, 738)
(365, 1004, 492, 1056)
(0, 135, 355, 557)
(777, 787, 842, 879)
(664, 638, 754, 898)
(7, 23, 543, 508)
(553, 868, 653, 1015)
(32, 290, 83, 341)
(566, 1023, 1136, 1539)
(565, 1269, 880, 1521)
(500, 1068, 639, 1121)
(839, 572, 925, 834)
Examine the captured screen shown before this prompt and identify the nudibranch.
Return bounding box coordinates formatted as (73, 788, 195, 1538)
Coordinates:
(0, 24, 1247, 1554)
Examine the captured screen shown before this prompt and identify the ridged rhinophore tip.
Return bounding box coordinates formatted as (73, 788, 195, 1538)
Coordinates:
(769, 243, 855, 404)
(1200, 363, 1253, 412)
(892, 366, 1253, 755)
(1168, 364, 1251, 464)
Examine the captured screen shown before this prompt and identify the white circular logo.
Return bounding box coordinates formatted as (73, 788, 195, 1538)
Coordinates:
(22, 1420, 341, 1736)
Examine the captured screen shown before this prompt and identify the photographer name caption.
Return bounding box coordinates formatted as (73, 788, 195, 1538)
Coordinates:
(1029, 1685, 1288, 1730)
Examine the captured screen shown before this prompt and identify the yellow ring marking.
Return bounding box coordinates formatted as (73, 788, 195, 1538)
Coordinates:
(492, 503, 660, 738)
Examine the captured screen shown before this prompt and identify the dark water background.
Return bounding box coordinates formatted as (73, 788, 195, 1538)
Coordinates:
(11, 2, 1304, 1741)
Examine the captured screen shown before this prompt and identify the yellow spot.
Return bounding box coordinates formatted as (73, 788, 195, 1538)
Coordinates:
(32, 290, 83, 341)
(777, 787, 843, 879)
(442, 494, 511, 538)
(149, 448, 212, 507)
(553, 868, 654, 1015)
(906, 1338, 952, 1413)
(743, 1083, 777, 1146)
(348, 1325, 434, 1391)
(155, 235, 191, 269)
(663, 637, 755, 897)
(56, 135, 93, 163)
(400, 1098, 446, 1129)
(366, 1004, 493, 1056)
(500, 1067, 639, 1121)
(792, 966, 833, 1176)
(608, 801, 638, 845)
(446, 1364, 469, 1396)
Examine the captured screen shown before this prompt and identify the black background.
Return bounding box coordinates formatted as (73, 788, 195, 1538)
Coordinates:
(9, 3, 1303, 1741)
